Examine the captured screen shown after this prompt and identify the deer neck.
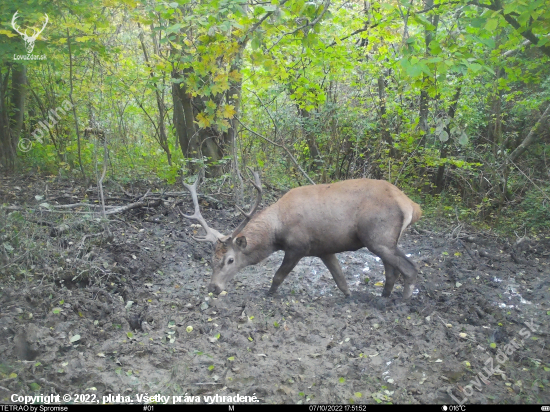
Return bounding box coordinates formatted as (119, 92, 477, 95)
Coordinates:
(239, 208, 278, 264)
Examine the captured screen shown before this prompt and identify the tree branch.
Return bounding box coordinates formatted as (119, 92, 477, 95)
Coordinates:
(508, 103, 550, 162)
(241, 0, 290, 48)
(327, 23, 379, 48)
(236, 117, 316, 185)
(267, 0, 331, 52)
(469, 0, 550, 57)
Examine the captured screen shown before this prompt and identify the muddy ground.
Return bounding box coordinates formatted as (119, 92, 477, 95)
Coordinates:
(1, 174, 549, 404)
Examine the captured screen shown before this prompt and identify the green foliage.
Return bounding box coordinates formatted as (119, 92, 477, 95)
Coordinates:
(511, 187, 550, 234)
(2, 0, 548, 234)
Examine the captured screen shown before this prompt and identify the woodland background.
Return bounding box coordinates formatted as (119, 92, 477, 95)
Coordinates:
(1, 0, 549, 234)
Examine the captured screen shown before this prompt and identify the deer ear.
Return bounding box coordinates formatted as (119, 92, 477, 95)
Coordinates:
(235, 236, 247, 249)
(218, 235, 232, 245)
(216, 236, 232, 252)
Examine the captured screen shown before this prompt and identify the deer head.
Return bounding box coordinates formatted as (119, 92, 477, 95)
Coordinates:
(179, 168, 262, 293)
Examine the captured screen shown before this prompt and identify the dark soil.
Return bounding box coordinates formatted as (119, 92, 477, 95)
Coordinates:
(1, 174, 549, 404)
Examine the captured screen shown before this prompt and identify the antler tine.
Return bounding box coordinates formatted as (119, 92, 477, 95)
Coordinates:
(180, 169, 224, 243)
(36, 14, 49, 37)
(231, 168, 262, 238)
(11, 11, 24, 36)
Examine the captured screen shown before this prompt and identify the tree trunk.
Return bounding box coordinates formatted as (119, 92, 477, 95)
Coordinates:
(434, 85, 461, 193)
(417, 0, 439, 137)
(224, 58, 244, 203)
(10, 64, 26, 153)
(171, 69, 224, 176)
(67, 30, 87, 182)
(488, 90, 503, 159)
(139, 29, 171, 166)
(378, 75, 395, 157)
(298, 107, 322, 172)
(0, 68, 13, 171)
(0, 64, 27, 172)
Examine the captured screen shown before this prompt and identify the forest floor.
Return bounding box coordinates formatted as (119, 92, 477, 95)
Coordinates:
(1, 174, 549, 405)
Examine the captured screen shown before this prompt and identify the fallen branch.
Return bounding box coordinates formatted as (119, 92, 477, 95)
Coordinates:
(24, 218, 55, 227)
(111, 179, 135, 198)
(77, 232, 104, 250)
(104, 199, 161, 215)
(50, 221, 85, 237)
(43, 203, 117, 209)
(51, 198, 161, 236)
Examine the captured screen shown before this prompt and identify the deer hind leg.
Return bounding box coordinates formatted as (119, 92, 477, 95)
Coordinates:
(320, 254, 351, 297)
(373, 246, 417, 299)
(381, 262, 399, 298)
(268, 252, 302, 295)
(361, 235, 417, 299)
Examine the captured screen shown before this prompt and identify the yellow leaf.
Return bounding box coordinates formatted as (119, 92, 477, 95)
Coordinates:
(222, 105, 236, 119)
(217, 118, 231, 131)
(228, 70, 242, 82)
(205, 100, 217, 112)
(0, 30, 18, 38)
(374, 281, 384, 287)
(196, 112, 212, 128)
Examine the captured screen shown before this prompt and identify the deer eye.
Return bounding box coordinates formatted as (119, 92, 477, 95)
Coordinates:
(228, 258, 234, 264)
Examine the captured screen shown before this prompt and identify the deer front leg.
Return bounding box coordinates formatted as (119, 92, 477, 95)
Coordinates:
(268, 252, 302, 295)
(320, 254, 351, 297)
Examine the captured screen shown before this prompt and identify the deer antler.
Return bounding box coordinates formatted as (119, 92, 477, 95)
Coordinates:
(11, 11, 24, 36)
(179, 169, 225, 243)
(11, 12, 48, 39)
(33, 14, 49, 39)
(231, 167, 262, 238)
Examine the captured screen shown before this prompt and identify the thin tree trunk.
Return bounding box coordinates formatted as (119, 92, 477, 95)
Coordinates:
(10, 64, 26, 156)
(67, 30, 86, 182)
(489, 90, 503, 158)
(139, 29, 171, 166)
(28, 85, 62, 158)
(434, 85, 462, 193)
(417, 0, 439, 137)
(298, 107, 322, 172)
(226, 58, 244, 204)
(378, 75, 395, 157)
(0, 68, 13, 170)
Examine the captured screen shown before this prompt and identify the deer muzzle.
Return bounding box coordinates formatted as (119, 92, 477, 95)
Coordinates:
(208, 282, 222, 294)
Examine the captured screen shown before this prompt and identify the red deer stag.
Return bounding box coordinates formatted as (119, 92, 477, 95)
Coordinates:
(180, 170, 422, 299)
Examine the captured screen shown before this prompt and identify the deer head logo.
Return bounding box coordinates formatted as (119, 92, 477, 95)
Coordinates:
(11, 11, 49, 54)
